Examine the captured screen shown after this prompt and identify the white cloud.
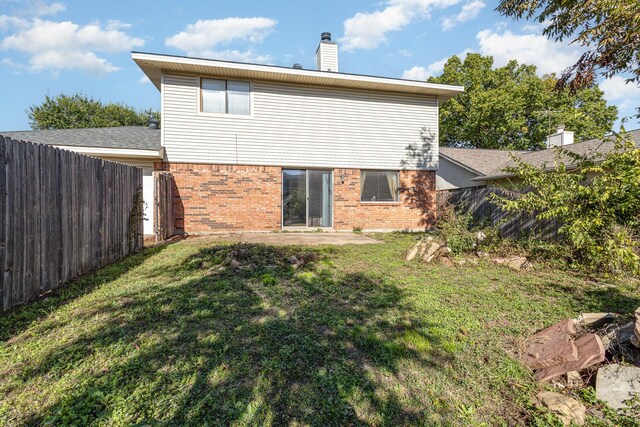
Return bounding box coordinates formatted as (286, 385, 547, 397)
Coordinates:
(0, 18, 144, 74)
(441, 0, 485, 31)
(600, 76, 640, 117)
(402, 48, 472, 80)
(475, 28, 581, 75)
(165, 17, 276, 62)
(28, 1, 66, 17)
(398, 49, 412, 57)
(340, 0, 460, 51)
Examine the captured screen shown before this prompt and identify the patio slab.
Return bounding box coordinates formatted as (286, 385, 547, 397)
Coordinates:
(191, 232, 381, 246)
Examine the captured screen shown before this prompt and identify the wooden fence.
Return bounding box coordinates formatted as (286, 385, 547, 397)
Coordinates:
(439, 186, 561, 240)
(154, 172, 175, 241)
(0, 136, 143, 312)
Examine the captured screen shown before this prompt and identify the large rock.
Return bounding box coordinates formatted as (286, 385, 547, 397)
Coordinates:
(405, 241, 421, 261)
(535, 391, 586, 426)
(422, 242, 441, 263)
(596, 364, 640, 410)
(534, 333, 605, 382)
(522, 319, 578, 370)
(574, 312, 617, 328)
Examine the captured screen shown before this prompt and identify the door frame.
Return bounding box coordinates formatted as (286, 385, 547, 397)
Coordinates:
(281, 168, 333, 229)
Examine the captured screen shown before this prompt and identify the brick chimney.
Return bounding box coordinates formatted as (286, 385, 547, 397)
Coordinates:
(316, 32, 338, 72)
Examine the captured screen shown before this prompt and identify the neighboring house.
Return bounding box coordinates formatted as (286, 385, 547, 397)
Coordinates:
(0, 126, 162, 235)
(130, 32, 463, 233)
(437, 128, 640, 190)
(437, 147, 522, 190)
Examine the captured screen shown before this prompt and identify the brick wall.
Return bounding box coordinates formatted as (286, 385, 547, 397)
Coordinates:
(333, 169, 436, 231)
(155, 162, 436, 233)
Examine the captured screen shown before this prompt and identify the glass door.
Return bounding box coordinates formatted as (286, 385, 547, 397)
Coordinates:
(308, 170, 332, 227)
(282, 169, 332, 228)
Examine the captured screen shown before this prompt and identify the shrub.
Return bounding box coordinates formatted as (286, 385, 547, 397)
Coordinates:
(491, 131, 640, 276)
(436, 195, 477, 254)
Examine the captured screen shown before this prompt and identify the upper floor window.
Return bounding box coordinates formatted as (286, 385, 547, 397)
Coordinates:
(201, 79, 251, 115)
(360, 171, 399, 202)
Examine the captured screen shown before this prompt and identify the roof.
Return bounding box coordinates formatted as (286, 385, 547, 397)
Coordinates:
(132, 51, 464, 101)
(476, 129, 640, 181)
(0, 126, 161, 151)
(439, 147, 523, 176)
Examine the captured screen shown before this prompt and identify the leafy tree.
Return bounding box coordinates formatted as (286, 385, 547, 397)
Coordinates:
(429, 54, 617, 150)
(491, 132, 640, 276)
(28, 93, 159, 130)
(497, 0, 640, 91)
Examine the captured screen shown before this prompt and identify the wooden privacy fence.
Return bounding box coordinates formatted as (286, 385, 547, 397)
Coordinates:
(154, 172, 175, 241)
(0, 136, 143, 312)
(439, 187, 561, 240)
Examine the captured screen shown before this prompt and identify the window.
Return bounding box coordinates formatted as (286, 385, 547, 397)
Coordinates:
(360, 171, 399, 202)
(201, 79, 251, 115)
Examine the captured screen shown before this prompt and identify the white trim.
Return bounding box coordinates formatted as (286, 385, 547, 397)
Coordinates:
(132, 52, 464, 99)
(197, 77, 254, 119)
(161, 71, 166, 148)
(50, 145, 163, 158)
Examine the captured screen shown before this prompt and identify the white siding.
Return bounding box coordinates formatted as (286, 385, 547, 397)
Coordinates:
(162, 73, 439, 170)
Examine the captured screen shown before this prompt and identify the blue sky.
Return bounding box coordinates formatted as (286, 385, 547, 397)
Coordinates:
(1, 0, 638, 131)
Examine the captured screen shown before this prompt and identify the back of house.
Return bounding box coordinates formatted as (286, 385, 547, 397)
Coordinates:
(134, 32, 463, 234)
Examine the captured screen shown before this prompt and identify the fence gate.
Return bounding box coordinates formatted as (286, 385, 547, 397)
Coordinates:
(154, 172, 176, 241)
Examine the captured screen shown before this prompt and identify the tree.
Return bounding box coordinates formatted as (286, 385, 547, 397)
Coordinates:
(496, 0, 640, 91)
(490, 133, 640, 276)
(428, 54, 617, 150)
(28, 93, 159, 130)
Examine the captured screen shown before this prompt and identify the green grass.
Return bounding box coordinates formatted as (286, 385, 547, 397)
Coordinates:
(1, 233, 639, 426)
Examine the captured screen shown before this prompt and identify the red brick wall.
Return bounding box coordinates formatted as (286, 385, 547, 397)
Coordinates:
(333, 169, 436, 231)
(155, 163, 436, 233)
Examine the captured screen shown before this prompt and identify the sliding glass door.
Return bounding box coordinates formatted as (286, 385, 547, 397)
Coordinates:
(282, 169, 332, 228)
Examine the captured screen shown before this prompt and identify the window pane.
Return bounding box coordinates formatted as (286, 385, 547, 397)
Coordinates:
(202, 79, 225, 113)
(227, 80, 250, 115)
(360, 171, 398, 202)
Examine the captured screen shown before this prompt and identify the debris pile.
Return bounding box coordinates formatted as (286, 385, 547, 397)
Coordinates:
(199, 244, 318, 275)
(404, 236, 452, 264)
(521, 309, 640, 423)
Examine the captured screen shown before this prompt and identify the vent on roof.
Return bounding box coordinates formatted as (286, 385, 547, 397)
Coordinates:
(148, 117, 159, 130)
(293, 63, 302, 69)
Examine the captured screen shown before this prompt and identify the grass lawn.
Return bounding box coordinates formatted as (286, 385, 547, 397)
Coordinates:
(1, 233, 639, 426)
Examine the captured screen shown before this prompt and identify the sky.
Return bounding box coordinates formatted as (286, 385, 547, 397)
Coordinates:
(1, 0, 638, 132)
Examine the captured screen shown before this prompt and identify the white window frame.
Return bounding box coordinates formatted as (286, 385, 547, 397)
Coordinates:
(198, 77, 254, 118)
(360, 170, 400, 203)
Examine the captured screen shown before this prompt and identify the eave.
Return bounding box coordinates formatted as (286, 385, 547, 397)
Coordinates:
(132, 52, 464, 101)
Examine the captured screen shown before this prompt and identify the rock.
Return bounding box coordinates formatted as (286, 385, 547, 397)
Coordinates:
(566, 371, 583, 389)
(522, 319, 578, 370)
(437, 246, 452, 257)
(534, 333, 605, 382)
(535, 391, 586, 426)
(601, 322, 635, 350)
(631, 335, 640, 348)
(635, 307, 640, 343)
(229, 259, 241, 271)
(476, 251, 490, 259)
(288, 256, 300, 265)
(299, 252, 318, 264)
(475, 231, 486, 243)
(422, 242, 441, 263)
(595, 364, 640, 410)
(574, 313, 617, 328)
(493, 256, 529, 271)
(405, 241, 421, 261)
(439, 257, 454, 267)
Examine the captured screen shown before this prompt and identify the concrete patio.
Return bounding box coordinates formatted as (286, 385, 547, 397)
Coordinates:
(189, 232, 381, 246)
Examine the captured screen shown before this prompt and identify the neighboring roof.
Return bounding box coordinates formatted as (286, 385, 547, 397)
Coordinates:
(0, 126, 161, 151)
(476, 129, 640, 181)
(439, 147, 523, 176)
(132, 51, 464, 101)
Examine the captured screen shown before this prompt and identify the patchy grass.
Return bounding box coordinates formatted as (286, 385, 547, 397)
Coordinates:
(1, 233, 639, 426)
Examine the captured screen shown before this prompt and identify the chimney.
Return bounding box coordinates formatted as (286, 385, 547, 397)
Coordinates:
(316, 32, 338, 72)
(547, 124, 574, 147)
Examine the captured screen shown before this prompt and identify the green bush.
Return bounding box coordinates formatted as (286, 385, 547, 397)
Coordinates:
(436, 196, 478, 255)
(491, 131, 640, 276)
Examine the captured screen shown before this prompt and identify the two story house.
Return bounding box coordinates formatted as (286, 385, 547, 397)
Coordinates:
(133, 33, 463, 234)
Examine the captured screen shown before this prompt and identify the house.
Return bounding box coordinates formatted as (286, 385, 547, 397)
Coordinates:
(130, 32, 463, 233)
(437, 127, 640, 190)
(0, 126, 162, 235)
